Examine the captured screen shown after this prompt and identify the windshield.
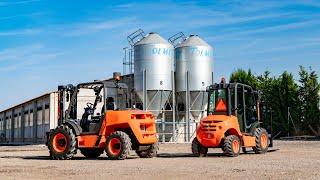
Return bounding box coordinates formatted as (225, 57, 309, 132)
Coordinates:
(74, 85, 128, 119)
(208, 89, 227, 114)
(105, 87, 127, 110)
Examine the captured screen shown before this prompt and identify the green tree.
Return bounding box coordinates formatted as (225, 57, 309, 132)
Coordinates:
(256, 71, 275, 132)
(298, 66, 320, 135)
(276, 72, 300, 136)
(229, 67, 319, 137)
(258, 71, 299, 136)
(229, 69, 258, 88)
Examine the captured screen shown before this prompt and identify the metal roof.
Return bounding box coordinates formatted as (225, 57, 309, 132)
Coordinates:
(0, 92, 56, 114)
(176, 35, 211, 48)
(135, 32, 172, 46)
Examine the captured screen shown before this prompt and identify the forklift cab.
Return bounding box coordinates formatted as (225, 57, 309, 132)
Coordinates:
(207, 82, 261, 133)
(59, 81, 129, 134)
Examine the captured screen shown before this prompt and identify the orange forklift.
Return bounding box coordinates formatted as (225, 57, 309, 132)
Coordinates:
(46, 74, 158, 160)
(192, 80, 271, 157)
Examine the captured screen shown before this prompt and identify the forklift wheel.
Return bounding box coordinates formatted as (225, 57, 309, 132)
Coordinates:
(48, 125, 77, 160)
(223, 135, 241, 157)
(253, 128, 269, 154)
(191, 138, 208, 157)
(106, 131, 132, 160)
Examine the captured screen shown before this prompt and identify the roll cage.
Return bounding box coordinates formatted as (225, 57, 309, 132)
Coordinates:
(207, 82, 262, 132)
(58, 81, 129, 125)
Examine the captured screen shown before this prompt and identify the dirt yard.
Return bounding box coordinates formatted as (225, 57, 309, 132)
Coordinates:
(0, 140, 319, 180)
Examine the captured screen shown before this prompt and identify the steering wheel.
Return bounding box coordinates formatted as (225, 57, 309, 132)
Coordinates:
(84, 102, 95, 116)
(86, 102, 94, 109)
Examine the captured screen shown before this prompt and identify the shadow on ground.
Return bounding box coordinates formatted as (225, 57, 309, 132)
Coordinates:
(0, 155, 138, 161)
(22, 156, 139, 160)
(157, 149, 279, 158)
(0, 149, 279, 160)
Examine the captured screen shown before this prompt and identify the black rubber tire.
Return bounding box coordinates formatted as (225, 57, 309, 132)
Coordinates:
(136, 143, 158, 158)
(80, 148, 104, 159)
(223, 135, 241, 157)
(191, 137, 208, 157)
(252, 128, 269, 154)
(106, 131, 132, 160)
(48, 125, 77, 160)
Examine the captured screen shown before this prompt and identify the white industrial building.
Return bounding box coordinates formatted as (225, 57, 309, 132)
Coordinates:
(0, 92, 59, 144)
(0, 89, 105, 144)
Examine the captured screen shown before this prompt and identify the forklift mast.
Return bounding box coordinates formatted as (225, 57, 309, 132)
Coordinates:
(57, 79, 129, 126)
(57, 84, 76, 125)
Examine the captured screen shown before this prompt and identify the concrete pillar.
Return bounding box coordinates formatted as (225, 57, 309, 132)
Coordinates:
(42, 102, 45, 142)
(3, 111, 6, 142)
(33, 101, 37, 143)
(11, 109, 14, 142)
(21, 106, 25, 143)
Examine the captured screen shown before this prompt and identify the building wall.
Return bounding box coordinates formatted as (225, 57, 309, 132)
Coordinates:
(0, 112, 5, 142)
(0, 92, 59, 144)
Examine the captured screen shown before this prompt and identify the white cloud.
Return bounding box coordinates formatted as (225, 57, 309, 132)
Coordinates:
(183, 12, 297, 29)
(0, 0, 40, 6)
(0, 28, 41, 36)
(0, 12, 44, 22)
(0, 52, 61, 72)
(114, 3, 136, 9)
(0, 44, 43, 61)
(237, 20, 320, 35)
(207, 19, 320, 42)
(62, 17, 137, 36)
(0, 44, 61, 72)
(0, 16, 135, 37)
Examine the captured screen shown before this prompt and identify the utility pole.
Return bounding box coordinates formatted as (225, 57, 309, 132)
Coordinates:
(287, 107, 290, 137)
(270, 107, 273, 147)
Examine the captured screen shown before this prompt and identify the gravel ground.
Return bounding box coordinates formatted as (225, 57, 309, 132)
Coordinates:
(0, 140, 319, 180)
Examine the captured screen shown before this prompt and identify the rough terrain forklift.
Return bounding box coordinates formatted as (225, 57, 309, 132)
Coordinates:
(46, 74, 158, 160)
(192, 80, 272, 157)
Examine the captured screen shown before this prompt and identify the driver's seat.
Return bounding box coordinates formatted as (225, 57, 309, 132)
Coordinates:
(80, 104, 96, 132)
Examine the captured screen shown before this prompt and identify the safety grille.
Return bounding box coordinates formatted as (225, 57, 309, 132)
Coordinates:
(200, 120, 222, 132)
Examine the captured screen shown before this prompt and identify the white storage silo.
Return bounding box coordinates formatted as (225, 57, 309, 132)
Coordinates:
(175, 34, 213, 123)
(133, 32, 174, 117)
(172, 34, 213, 141)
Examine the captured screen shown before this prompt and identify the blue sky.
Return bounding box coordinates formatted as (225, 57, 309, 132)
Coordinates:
(0, 0, 319, 110)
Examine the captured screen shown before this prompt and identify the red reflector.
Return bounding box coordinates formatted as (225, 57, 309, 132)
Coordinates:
(216, 99, 227, 111)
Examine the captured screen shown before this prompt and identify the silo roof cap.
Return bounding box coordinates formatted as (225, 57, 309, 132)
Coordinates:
(176, 35, 211, 48)
(135, 32, 172, 46)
